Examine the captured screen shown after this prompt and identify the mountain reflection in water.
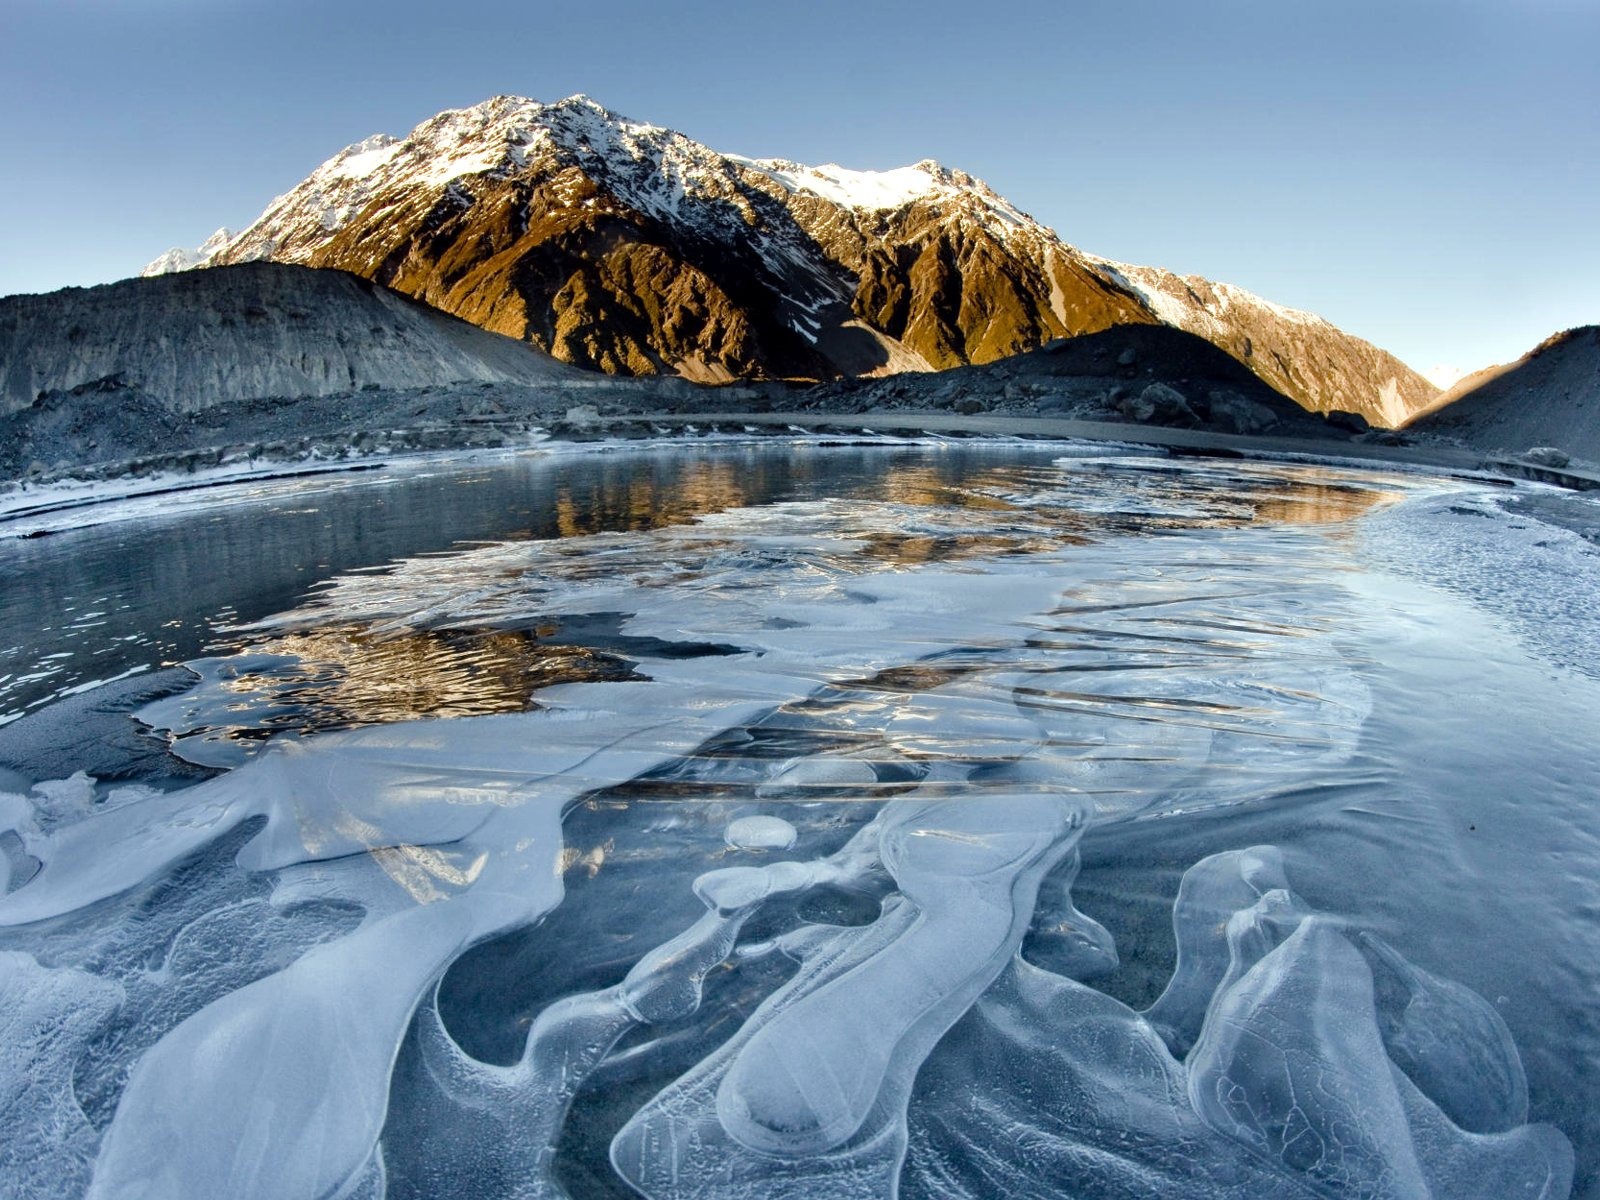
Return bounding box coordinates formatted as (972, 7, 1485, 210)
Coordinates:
(130, 456, 1402, 760)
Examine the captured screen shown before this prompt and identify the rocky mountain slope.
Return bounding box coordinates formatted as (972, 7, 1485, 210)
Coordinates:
(148, 95, 1435, 425)
(1083, 261, 1426, 427)
(0, 259, 1402, 487)
(803, 322, 1342, 436)
(1, 261, 584, 416)
(1404, 326, 1600, 460)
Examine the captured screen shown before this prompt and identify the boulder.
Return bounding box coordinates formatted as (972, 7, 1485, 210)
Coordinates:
(1325, 409, 1370, 434)
(1206, 390, 1280, 435)
(1117, 383, 1199, 427)
(1522, 446, 1571, 469)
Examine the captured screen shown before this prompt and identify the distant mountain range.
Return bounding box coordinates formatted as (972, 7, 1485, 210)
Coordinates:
(146, 95, 1436, 426)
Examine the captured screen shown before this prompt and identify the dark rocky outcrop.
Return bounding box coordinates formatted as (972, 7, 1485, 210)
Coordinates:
(1405, 326, 1600, 461)
(795, 323, 1348, 441)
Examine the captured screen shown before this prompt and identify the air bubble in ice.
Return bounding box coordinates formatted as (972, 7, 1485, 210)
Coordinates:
(725, 815, 798, 851)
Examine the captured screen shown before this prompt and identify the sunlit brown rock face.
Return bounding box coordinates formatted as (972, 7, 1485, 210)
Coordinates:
(155, 95, 1435, 423)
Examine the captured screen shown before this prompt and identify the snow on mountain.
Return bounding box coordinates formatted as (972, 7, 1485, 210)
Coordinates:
(1082, 256, 1423, 426)
(141, 227, 236, 278)
(727, 156, 1032, 239)
(142, 94, 1437, 423)
(154, 98, 1033, 273)
(163, 98, 756, 270)
(731, 158, 944, 211)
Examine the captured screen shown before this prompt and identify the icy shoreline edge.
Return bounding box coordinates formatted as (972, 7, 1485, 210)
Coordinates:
(0, 410, 1516, 534)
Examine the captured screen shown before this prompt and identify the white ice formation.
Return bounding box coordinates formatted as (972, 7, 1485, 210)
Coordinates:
(0, 458, 1574, 1199)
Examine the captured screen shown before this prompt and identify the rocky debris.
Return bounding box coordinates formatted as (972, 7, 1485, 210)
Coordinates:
(4, 413, 555, 492)
(1324, 410, 1371, 434)
(1202, 390, 1281, 435)
(152, 94, 1438, 423)
(1117, 383, 1198, 427)
(788, 325, 1339, 440)
(0, 263, 584, 417)
(0, 375, 604, 484)
(0, 376, 183, 480)
(1357, 429, 1411, 448)
(1406, 327, 1600, 461)
(1522, 446, 1571, 469)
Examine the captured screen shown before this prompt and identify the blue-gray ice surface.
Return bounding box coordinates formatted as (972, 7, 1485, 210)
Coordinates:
(0, 454, 1584, 1199)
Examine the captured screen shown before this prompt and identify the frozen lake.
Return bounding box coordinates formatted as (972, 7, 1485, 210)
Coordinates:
(1, 441, 1597, 1199)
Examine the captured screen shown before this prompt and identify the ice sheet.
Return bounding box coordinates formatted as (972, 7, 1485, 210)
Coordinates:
(0, 455, 1577, 1200)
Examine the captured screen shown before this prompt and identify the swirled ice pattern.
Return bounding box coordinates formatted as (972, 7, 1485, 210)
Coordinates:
(0, 450, 1588, 1199)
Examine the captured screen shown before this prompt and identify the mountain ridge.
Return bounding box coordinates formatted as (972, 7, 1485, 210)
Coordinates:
(0, 261, 583, 417)
(146, 94, 1436, 425)
(2, 262, 1419, 488)
(1404, 325, 1600, 460)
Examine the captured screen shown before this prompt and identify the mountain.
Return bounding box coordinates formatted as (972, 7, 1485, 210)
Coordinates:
(147, 95, 1435, 425)
(1404, 326, 1600, 460)
(0, 262, 610, 482)
(0, 261, 583, 417)
(1080, 262, 1428, 427)
(806, 322, 1341, 439)
(141, 228, 236, 278)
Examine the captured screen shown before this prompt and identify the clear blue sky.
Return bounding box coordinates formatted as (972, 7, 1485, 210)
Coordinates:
(2, 0, 1594, 378)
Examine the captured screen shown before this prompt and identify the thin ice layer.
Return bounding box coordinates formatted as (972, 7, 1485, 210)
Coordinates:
(0, 953, 124, 1200)
(0, 458, 1577, 1200)
(612, 789, 1091, 1195)
(6, 547, 1079, 1198)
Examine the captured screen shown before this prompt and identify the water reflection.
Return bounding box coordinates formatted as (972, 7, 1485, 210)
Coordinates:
(129, 455, 1409, 768)
(552, 461, 754, 538)
(135, 627, 639, 769)
(0, 446, 1409, 743)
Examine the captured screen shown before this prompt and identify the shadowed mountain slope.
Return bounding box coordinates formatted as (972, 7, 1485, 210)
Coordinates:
(804, 322, 1346, 438)
(1405, 327, 1600, 459)
(0, 262, 585, 417)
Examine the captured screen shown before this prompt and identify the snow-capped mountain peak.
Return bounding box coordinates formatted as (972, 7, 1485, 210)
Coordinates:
(140, 227, 236, 278)
(139, 94, 1437, 422)
(731, 157, 945, 211)
(145, 95, 1043, 277)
